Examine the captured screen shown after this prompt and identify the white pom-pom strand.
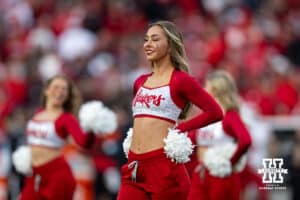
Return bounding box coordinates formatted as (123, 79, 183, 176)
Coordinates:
(203, 142, 247, 177)
(163, 129, 194, 163)
(79, 101, 117, 135)
(122, 128, 133, 158)
(203, 147, 232, 177)
(12, 146, 32, 175)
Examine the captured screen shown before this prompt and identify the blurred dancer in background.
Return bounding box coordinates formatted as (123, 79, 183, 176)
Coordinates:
(188, 70, 252, 200)
(117, 21, 223, 200)
(14, 75, 95, 200)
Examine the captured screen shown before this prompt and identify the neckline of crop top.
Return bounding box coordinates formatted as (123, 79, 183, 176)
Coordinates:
(141, 69, 173, 89)
(31, 109, 64, 122)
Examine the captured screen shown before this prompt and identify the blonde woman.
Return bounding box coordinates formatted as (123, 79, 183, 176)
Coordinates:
(16, 75, 95, 200)
(117, 21, 223, 200)
(188, 70, 252, 200)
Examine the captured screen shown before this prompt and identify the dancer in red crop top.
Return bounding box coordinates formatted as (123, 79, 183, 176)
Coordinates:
(117, 21, 223, 200)
(187, 70, 252, 200)
(19, 75, 95, 200)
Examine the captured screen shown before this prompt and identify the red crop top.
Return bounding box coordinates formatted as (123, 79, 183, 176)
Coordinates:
(132, 70, 223, 132)
(27, 112, 94, 149)
(192, 110, 252, 165)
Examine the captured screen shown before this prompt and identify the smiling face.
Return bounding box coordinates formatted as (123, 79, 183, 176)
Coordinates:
(143, 25, 170, 62)
(44, 77, 69, 108)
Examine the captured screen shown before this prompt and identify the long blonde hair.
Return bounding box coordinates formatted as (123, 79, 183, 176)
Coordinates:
(148, 20, 191, 119)
(206, 70, 239, 111)
(148, 21, 189, 73)
(41, 75, 82, 115)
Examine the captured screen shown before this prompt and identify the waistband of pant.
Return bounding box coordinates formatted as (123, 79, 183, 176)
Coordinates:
(32, 156, 67, 175)
(128, 148, 166, 162)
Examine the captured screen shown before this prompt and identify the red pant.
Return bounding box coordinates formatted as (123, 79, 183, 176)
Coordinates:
(117, 148, 191, 200)
(240, 165, 268, 200)
(188, 165, 241, 200)
(20, 156, 76, 200)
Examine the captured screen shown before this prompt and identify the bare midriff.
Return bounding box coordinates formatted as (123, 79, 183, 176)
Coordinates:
(131, 117, 175, 153)
(31, 146, 61, 167)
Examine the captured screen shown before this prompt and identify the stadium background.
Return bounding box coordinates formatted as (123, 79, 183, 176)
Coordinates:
(0, 0, 299, 199)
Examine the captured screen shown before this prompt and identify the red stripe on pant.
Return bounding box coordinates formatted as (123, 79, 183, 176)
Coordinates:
(20, 156, 76, 200)
(117, 148, 191, 200)
(187, 165, 241, 200)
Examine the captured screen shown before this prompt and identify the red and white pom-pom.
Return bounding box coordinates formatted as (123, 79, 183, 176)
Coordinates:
(12, 146, 32, 175)
(79, 101, 117, 135)
(203, 143, 247, 177)
(122, 128, 133, 158)
(163, 129, 194, 163)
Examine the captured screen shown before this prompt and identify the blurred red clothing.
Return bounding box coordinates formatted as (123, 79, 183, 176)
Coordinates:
(275, 80, 298, 114)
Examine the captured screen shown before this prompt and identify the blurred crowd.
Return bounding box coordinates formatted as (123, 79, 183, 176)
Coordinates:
(0, 0, 299, 200)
